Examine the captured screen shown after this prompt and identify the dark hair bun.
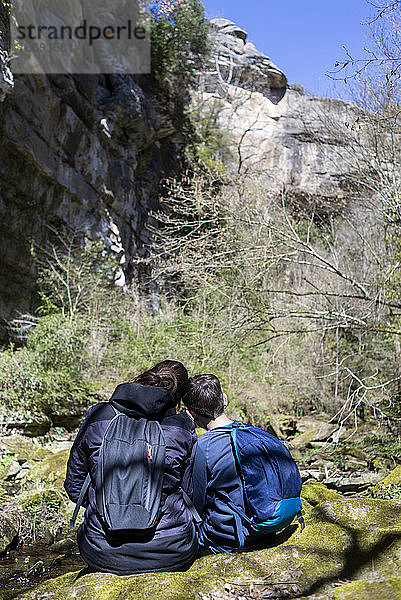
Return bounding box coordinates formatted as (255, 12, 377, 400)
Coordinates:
(132, 360, 188, 401)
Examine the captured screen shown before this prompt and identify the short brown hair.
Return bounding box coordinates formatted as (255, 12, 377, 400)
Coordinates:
(182, 374, 224, 419)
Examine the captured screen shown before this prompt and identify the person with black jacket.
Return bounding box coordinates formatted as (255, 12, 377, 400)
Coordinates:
(64, 360, 198, 575)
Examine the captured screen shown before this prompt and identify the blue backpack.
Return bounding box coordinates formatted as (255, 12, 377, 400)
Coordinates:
(220, 422, 304, 548)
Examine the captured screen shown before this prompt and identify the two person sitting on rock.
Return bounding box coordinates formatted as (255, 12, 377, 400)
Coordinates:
(65, 363, 303, 574)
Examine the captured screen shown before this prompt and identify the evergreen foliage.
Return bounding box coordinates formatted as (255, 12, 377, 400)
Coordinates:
(149, 0, 211, 113)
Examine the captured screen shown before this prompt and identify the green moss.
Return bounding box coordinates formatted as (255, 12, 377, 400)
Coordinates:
(337, 446, 367, 460)
(311, 498, 401, 581)
(301, 482, 343, 506)
(314, 498, 401, 531)
(290, 421, 337, 450)
(15, 567, 224, 600)
(370, 456, 394, 472)
(0, 436, 52, 462)
(13, 498, 401, 599)
(22, 489, 62, 512)
(378, 466, 401, 486)
(300, 497, 314, 517)
(28, 449, 70, 489)
(283, 520, 352, 554)
(375, 465, 401, 493)
(333, 576, 401, 600)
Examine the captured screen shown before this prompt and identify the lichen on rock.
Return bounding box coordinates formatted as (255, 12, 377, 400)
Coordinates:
(333, 576, 401, 600)
(13, 493, 401, 600)
(372, 465, 401, 499)
(0, 435, 52, 463)
(0, 513, 18, 554)
(26, 449, 70, 490)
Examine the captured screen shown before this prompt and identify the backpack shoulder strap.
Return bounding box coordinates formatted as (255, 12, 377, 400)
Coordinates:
(70, 473, 91, 526)
(215, 489, 251, 548)
(69, 402, 119, 527)
(181, 489, 202, 524)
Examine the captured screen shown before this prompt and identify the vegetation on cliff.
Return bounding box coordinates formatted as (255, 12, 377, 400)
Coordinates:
(0, 2, 400, 442)
(148, 0, 212, 124)
(0, 232, 276, 429)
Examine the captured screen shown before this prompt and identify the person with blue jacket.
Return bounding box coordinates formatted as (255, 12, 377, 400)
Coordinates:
(182, 374, 286, 554)
(182, 373, 250, 553)
(64, 360, 198, 575)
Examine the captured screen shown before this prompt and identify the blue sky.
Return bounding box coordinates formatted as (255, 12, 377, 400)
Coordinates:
(201, 0, 376, 99)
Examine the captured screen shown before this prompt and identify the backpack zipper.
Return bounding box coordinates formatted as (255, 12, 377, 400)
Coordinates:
(145, 431, 153, 510)
(100, 413, 120, 528)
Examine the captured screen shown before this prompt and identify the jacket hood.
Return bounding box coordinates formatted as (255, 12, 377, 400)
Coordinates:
(109, 382, 176, 420)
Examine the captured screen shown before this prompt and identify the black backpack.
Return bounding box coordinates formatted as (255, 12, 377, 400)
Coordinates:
(70, 404, 166, 534)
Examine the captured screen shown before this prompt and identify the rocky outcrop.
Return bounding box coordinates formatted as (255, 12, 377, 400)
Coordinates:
(288, 416, 400, 495)
(194, 84, 367, 218)
(8, 492, 401, 600)
(0, 11, 371, 340)
(203, 18, 287, 103)
(196, 19, 371, 221)
(0, 0, 184, 342)
(0, 3, 13, 101)
(0, 70, 180, 341)
(0, 513, 18, 554)
(0, 47, 13, 101)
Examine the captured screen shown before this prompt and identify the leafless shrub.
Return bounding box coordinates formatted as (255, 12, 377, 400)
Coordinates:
(141, 169, 401, 417)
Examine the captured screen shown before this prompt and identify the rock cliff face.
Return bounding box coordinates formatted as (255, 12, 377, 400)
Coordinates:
(0, 0, 185, 341)
(203, 18, 287, 103)
(0, 70, 181, 340)
(0, 6, 13, 101)
(199, 21, 366, 218)
(196, 85, 363, 216)
(0, 46, 13, 101)
(0, 11, 366, 340)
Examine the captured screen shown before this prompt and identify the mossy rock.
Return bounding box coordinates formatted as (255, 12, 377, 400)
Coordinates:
(27, 449, 70, 490)
(336, 446, 368, 461)
(311, 498, 401, 581)
(0, 512, 18, 553)
(378, 465, 401, 486)
(378, 465, 401, 487)
(315, 497, 401, 530)
(18, 487, 75, 526)
(21, 489, 63, 512)
(371, 466, 401, 500)
(0, 435, 52, 463)
(7, 528, 360, 600)
(301, 482, 343, 506)
(370, 456, 395, 472)
(13, 569, 213, 600)
(14, 497, 401, 600)
(300, 497, 314, 517)
(291, 420, 338, 449)
(333, 576, 401, 599)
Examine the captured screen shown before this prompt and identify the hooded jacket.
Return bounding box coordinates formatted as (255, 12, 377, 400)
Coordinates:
(64, 383, 198, 574)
